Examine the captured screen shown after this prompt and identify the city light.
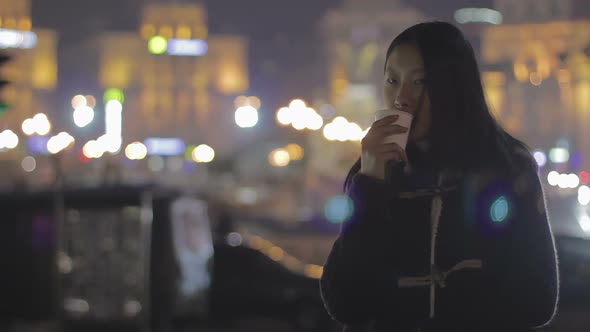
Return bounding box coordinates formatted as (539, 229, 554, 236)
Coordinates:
(549, 147, 570, 164)
(97, 134, 122, 154)
(148, 36, 168, 54)
(490, 196, 509, 223)
(47, 132, 75, 154)
(22, 119, 35, 135)
(103, 88, 125, 104)
(73, 105, 95, 128)
(579, 186, 590, 206)
(580, 171, 590, 185)
(22, 113, 52, 136)
(145, 137, 186, 156)
(85, 95, 97, 108)
(0, 28, 38, 49)
(125, 142, 148, 160)
(454, 8, 503, 25)
(71, 95, 87, 109)
(552, 173, 580, 189)
(547, 171, 560, 186)
(269, 148, 290, 167)
(323, 116, 364, 142)
(191, 144, 215, 163)
(276, 99, 324, 131)
(324, 195, 354, 224)
(21, 156, 36, 173)
(235, 105, 259, 128)
(285, 143, 304, 161)
(579, 215, 590, 233)
(533, 150, 547, 167)
(167, 38, 208, 56)
(0, 129, 19, 149)
(276, 107, 292, 126)
(82, 140, 104, 159)
(104, 100, 123, 153)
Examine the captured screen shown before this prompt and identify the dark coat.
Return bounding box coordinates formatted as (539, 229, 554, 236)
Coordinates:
(320, 153, 559, 332)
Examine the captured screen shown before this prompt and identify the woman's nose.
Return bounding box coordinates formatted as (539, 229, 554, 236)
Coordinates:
(393, 84, 412, 110)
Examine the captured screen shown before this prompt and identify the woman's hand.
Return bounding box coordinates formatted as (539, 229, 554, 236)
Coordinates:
(360, 115, 409, 180)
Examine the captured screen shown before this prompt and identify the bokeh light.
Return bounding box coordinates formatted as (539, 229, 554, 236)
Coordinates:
(22, 118, 35, 135)
(579, 186, 590, 206)
(33, 113, 51, 135)
(549, 147, 570, 164)
(71, 95, 87, 109)
(289, 99, 306, 111)
(125, 142, 148, 160)
(103, 88, 125, 104)
(0, 129, 19, 149)
(85, 95, 97, 108)
(490, 196, 509, 222)
(580, 171, 590, 185)
(247, 96, 261, 110)
(285, 143, 304, 161)
(533, 150, 547, 167)
(21, 156, 36, 172)
(47, 132, 75, 154)
(235, 105, 259, 128)
(73, 106, 95, 128)
(324, 195, 354, 224)
(192, 144, 215, 163)
(83, 140, 104, 159)
(276, 107, 292, 126)
(547, 171, 559, 186)
(579, 214, 590, 233)
(148, 35, 168, 54)
(269, 148, 290, 167)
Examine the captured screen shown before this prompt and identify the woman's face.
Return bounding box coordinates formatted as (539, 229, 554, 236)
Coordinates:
(383, 44, 431, 142)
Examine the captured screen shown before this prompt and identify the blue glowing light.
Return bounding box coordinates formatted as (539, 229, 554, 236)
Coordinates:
(144, 137, 186, 156)
(167, 39, 208, 56)
(490, 196, 509, 223)
(324, 195, 354, 224)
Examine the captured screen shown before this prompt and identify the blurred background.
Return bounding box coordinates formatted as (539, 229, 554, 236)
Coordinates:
(1, 0, 590, 331)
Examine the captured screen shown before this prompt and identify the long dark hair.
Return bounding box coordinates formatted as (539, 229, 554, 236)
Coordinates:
(344, 21, 535, 191)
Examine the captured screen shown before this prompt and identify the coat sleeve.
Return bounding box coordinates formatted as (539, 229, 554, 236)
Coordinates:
(320, 173, 424, 326)
(431, 169, 559, 330)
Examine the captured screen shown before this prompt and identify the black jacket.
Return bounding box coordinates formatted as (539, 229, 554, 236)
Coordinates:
(320, 156, 559, 331)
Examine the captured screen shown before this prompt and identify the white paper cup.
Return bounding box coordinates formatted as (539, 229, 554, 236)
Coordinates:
(374, 109, 413, 149)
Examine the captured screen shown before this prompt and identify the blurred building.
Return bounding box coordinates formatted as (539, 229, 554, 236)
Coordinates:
(97, 2, 249, 156)
(0, 0, 58, 185)
(480, 0, 590, 169)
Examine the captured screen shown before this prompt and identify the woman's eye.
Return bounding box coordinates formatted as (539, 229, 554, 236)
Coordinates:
(386, 78, 397, 84)
(414, 78, 425, 85)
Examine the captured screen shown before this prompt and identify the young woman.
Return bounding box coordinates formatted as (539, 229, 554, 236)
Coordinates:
(320, 22, 559, 332)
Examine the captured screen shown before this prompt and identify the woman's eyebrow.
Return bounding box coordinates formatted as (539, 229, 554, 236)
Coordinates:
(385, 67, 424, 74)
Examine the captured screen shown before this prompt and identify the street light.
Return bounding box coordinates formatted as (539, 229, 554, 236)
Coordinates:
(73, 105, 95, 128)
(47, 132, 75, 154)
(235, 105, 259, 128)
(322, 116, 364, 142)
(191, 144, 215, 163)
(0, 129, 18, 149)
(276, 99, 323, 131)
(22, 113, 52, 136)
(269, 148, 290, 167)
(125, 142, 148, 160)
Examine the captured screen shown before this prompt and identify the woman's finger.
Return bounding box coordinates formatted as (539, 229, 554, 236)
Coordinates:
(378, 125, 409, 136)
(372, 114, 399, 127)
